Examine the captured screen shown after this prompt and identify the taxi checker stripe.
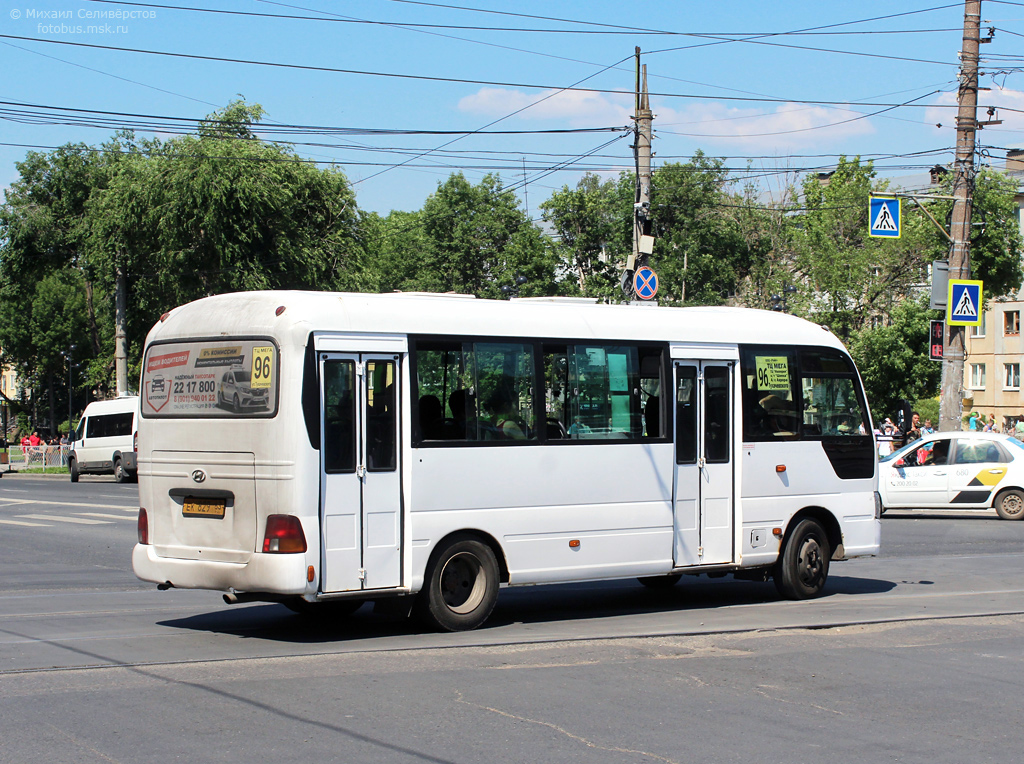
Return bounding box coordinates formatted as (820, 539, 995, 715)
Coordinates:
(967, 467, 1006, 488)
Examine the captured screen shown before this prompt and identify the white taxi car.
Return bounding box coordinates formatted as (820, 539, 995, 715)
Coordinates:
(879, 431, 1024, 519)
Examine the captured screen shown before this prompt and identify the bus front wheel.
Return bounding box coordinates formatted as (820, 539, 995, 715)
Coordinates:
(416, 536, 499, 632)
(69, 457, 79, 483)
(773, 518, 830, 600)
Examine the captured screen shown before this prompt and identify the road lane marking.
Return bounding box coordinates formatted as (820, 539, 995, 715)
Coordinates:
(16, 514, 110, 525)
(0, 498, 130, 510)
(0, 518, 51, 527)
(75, 513, 135, 521)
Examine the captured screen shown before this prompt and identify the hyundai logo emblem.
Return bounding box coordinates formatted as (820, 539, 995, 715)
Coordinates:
(191, 469, 207, 483)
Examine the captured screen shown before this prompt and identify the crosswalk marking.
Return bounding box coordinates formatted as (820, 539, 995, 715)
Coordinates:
(0, 518, 51, 527)
(16, 514, 111, 525)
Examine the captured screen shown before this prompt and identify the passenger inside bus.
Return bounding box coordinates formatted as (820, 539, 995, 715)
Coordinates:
(419, 394, 444, 440)
(485, 389, 527, 440)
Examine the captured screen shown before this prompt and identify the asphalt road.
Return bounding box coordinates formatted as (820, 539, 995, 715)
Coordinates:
(2, 476, 1024, 763)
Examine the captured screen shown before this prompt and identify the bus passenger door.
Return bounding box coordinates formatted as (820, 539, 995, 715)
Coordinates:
(673, 362, 735, 567)
(320, 354, 402, 593)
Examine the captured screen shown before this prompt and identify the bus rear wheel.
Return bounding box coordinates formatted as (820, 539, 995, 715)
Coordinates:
(416, 536, 499, 632)
(113, 458, 128, 484)
(773, 518, 830, 600)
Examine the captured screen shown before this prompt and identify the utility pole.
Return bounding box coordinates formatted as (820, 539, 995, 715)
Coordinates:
(115, 261, 129, 397)
(939, 0, 983, 431)
(625, 47, 653, 298)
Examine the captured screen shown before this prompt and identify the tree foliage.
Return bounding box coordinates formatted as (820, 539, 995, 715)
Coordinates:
(2, 113, 1023, 439)
(847, 297, 941, 422)
(419, 172, 556, 298)
(541, 172, 631, 299)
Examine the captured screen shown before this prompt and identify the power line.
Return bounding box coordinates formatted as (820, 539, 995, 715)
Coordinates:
(0, 35, 968, 109)
(81, 0, 960, 36)
(379, 0, 962, 35)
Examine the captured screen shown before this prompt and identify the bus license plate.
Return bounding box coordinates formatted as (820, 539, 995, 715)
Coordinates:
(182, 497, 225, 518)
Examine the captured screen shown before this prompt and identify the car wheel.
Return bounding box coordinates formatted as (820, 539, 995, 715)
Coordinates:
(69, 457, 79, 483)
(638, 574, 682, 589)
(233, 394, 241, 414)
(996, 489, 1024, 520)
(773, 518, 830, 600)
(415, 535, 499, 632)
(113, 458, 127, 484)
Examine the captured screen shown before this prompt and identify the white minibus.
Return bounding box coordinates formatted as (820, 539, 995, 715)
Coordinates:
(70, 395, 139, 483)
(132, 291, 880, 631)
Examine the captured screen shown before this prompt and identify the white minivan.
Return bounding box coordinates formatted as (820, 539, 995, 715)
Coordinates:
(70, 396, 139, 483)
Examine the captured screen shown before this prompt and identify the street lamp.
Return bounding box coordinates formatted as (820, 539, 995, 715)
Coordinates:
(500, 274, 529, 299)
(770, 285, 798, 313)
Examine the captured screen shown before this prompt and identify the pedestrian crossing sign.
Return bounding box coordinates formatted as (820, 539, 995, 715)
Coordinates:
(869, 195, 901, 238)
(946, 279, 983, 326)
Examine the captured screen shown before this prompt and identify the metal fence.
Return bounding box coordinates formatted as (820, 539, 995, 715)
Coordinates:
(4, 445, 70, 472)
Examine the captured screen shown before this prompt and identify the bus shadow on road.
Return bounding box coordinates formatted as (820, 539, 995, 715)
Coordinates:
(157, 573, 896, 643)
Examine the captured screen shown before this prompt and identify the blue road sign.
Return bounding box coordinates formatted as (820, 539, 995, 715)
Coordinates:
(947, 279, 983, 326)
(633, 266, 658, 300)
(869, 196, 901, 238)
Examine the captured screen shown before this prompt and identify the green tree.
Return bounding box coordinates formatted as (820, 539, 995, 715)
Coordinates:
(420, 173, 556, 298)
(847, 297, 941, 423)
(89, 100, 365, 367)
(360, 209, 429, 293)
(540, 172, 632, 299)
(0, 100, 367, 429)
(649, 153, 754, 305)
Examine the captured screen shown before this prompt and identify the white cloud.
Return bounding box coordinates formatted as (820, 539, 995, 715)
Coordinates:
(653, 101, 876, 147)
(457, 87, 632, 127)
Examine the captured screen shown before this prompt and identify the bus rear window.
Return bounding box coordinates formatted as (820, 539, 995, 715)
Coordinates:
(141, 338, 279, 418)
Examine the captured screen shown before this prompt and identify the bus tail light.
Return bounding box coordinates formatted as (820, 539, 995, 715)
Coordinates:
(263, 515, 307, 553)
(134, 431, 138, 453)
(138, 508, 149, 545)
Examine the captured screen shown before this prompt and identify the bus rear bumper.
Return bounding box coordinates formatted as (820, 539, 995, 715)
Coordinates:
(132, 544, 308, 595)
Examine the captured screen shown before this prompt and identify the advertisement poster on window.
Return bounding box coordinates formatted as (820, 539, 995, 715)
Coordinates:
(141, 338, 278, 417)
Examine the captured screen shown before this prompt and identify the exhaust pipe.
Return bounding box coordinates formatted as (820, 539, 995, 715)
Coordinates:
(222, 591, 279, 605)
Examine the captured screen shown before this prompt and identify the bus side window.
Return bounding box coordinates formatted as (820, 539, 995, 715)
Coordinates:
(675, 367, 697, 464)
(323, 360, 356, 473)
(366, 361, 396, 471)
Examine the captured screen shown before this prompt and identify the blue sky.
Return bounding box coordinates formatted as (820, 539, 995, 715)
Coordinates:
(1, 0, 1023, 216)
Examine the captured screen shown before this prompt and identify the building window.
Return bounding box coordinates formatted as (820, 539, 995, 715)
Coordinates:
(1005, 311, 1020, 336)
(971, 312, 986, 337)
(1005, 363, 1020, 390)
(970, 363, 986, 389)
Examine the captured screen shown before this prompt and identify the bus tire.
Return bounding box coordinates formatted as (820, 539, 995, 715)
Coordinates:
(773, 518, 830, 600)
(638, 574, 682, 589)
(69, 457, 79, 483)
(416, 536, 499, 632)
(113, 458, 128, 484)
(995, 489, 1024, 520)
